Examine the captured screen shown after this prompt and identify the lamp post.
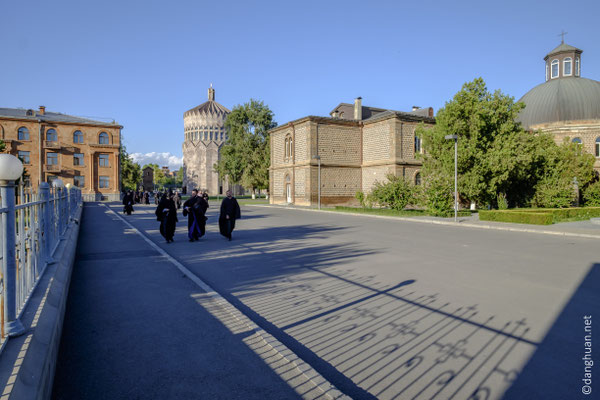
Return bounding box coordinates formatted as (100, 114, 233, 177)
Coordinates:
(313, 155, 321, 209)
(445, 134, 458, 222)
(0, 154, 26, 337)
(52, 178, 65, 236)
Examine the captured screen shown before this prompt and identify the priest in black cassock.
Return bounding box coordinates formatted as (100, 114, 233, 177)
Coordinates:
(122, 191, 134, 215)
(182, 189, 208, 242)
(219, 190, 241, 241)
(155, 193, 178, 243)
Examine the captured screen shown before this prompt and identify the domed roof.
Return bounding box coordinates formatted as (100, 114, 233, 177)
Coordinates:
(184, 86, 230, 118)
(517, 77, 600, 130)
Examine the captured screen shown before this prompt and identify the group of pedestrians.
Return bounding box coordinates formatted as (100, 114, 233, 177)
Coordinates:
(153, 189, 241, 243)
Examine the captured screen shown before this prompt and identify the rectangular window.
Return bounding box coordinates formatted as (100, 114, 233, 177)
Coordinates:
(99, 176, 109, 188)
(74, 153, 84, 166)
(47, 153, 58, 165)
(74, 176, 85, 188)
(564, 59, 572, 76)
(99, 154, 109, 167)
(18, 151, 30, 164)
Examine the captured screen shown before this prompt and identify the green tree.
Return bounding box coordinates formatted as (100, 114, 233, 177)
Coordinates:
(0, 139, 5, 152)
(416, 78, 596, 209)
(120, 145, 142, 191)
(175, 167, 184, 187)
(216, 99, 277, 195)
(369, 174, 416, 211)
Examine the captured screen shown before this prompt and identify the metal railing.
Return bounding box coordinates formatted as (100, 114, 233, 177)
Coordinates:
(0, 182, 81, 340)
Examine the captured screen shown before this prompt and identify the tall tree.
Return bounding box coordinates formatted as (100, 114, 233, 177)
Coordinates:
(120, 145, 142, 191)
(0, 139, 5, 152)
(416, 77, 596, 208)
(216, 99, 277, 195)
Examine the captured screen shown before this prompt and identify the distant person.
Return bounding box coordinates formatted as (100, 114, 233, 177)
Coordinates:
(183, 189, 208, 242)
(202, 191, 209, 206)
(156, 193, 177, 243)
(219, 190, 241, 241)
(174, 192, 182, 209)
(144, 191, 150, 204)
(123, 191, 134, 215)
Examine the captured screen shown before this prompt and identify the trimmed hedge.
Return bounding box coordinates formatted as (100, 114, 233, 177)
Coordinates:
(479, 210, 553, 225)
(479, 207, 600, 225)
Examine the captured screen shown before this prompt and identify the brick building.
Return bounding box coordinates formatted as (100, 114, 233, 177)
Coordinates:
(518, 41, 600, 172)
(142, 166, 154, 192)
(0, 106, 122, 201)
(269, 98, 434, 206)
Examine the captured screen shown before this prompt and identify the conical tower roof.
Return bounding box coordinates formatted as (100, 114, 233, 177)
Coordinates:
(184, 85, 230, 117)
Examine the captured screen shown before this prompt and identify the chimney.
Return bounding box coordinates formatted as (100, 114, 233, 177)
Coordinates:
(428, 107, 434, 118)
(39, 106, 46, 115)
(208, 83, 215, 101)
(354, 97, 362, 120)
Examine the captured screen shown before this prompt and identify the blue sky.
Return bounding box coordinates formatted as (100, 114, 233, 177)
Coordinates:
(2, 0, 599, 167)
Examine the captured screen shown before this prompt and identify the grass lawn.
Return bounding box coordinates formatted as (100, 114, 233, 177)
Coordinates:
(333, 206, 472, 218)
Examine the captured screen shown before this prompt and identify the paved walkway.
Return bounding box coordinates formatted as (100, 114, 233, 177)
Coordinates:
(52, 201, 599, 400)
(52, 203, 340, 400)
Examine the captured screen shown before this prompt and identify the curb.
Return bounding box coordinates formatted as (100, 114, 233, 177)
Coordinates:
(7, 206, 83, 400)
(247, 204, 600, 240)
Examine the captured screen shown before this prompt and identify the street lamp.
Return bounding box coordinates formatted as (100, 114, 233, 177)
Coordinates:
(0, 154, 26, 337)
(313, 155, 321, 210)
(445, 134, 458, 222)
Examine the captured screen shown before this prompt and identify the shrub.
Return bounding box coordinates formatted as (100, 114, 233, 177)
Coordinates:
(369, 175, 415, 211)
(497, 193, 508, 210)
(424, 176, 454, 216)
(583, 181, 600, 206)
(532, 176, 574, 208)
(478, 210, 553, 225)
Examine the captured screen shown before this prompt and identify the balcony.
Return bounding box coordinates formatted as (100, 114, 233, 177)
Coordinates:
(44, 140, 60, 149)
(45, 164, 60, 172)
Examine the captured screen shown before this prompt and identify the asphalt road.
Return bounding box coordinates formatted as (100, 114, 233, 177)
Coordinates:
(54, 202, 600, 400)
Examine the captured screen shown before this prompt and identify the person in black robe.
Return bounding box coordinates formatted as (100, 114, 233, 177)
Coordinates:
(182, 190, 208, 241)
(155, 193, 178, 243)
(123, 191, 134, 215)
(219, 190, 241, 241)
(174, 192, 182, 209)
(144, 192, 150, 204)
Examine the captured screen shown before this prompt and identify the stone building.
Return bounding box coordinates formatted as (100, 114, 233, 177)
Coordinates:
(518, 41, 600, 172)
(0, 106, 122, 201)
(142, 166, 154, 192)
(182, 86, 231, 195)
(269, 98, 434, 206)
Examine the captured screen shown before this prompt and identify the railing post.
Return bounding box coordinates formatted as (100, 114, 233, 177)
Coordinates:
(0, 179, 25, 337)
(39, 183, 53, 263)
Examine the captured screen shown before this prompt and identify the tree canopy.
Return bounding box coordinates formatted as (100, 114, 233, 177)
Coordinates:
(215, 99, 277, 193)
(120, 145, 142, 191)
(416, 77, 596, 209)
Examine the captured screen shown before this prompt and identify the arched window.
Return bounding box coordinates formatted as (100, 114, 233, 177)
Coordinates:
(414, 135, 422, 154)
(551, 59, 559, 78)
(46, 128, 57, 142)
(73, 130, 84, 144)
(99, 132, 109, 144)
(415, 172, 421, 186)
(563, 57, 572, 76)
(595, 137, 600, 157)
(18, 127, 30, 140)
(572, 137, 582, 145)
(576, 58, 580, 76)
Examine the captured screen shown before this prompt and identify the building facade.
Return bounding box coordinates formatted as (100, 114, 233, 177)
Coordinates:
(518, 41, 600, 172)
(142, 166, 154, 192)
(269, 98, 434, 206)
(0, 106, 122, 201)
(182, 86, 230, 195)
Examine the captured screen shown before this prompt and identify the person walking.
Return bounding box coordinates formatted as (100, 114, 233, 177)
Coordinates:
(219, 190, 241, 241)
(155, 192, 178, 243)
(123, 190, 134, 215)
(182, 189, 208, 242)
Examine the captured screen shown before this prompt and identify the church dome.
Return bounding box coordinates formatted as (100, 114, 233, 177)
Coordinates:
(518, 77, 600, 130)
(517, 41, 600, 130)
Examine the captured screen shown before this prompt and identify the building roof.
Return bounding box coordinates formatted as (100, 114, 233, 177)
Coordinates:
(545, 42, 582, 58)
(517, 77, 600, 129)
(184, 100, 230, 117)
(0, 107, 121, 127)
